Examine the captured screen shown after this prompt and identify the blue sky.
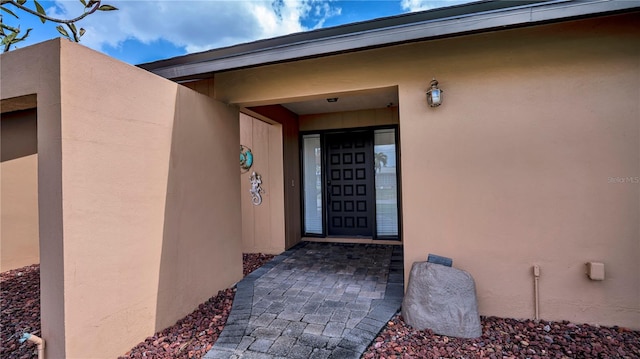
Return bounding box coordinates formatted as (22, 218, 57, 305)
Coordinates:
(3, 0, 474, 64)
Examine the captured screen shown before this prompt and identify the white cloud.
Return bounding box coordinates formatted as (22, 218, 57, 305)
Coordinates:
(400, 0, 472, 12)
(54, 0, 341, 54)
(310, 2, 341, 29)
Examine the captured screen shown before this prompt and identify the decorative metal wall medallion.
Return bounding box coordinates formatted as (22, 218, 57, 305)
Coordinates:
(249, 171, 264, 206)
(240, 145, 253, 173)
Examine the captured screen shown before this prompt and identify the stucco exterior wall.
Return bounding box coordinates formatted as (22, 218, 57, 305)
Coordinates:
(239, 113, 286, 254)
(1, 40, 243, 358)
(1, 39, 67, 356)
(214, 13, 640, 329)
(57, 41, 178, 357)
(248, 105, 302, 249)
(300, 107, 399, 132)
(1, 109, 39, 271)
(155, 86, 242, 331)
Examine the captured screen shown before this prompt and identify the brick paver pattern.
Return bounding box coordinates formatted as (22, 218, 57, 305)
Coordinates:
(204, 241, 404, 359)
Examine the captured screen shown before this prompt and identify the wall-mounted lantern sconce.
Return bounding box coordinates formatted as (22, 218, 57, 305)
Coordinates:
(426, 78, 443, 107)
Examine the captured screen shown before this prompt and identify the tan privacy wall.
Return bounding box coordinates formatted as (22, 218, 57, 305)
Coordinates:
(155, 85, 242, 331)
(214, 13, 640, 329)
(239, 113, 286, 253)
(1, 109, 39, 271)
(248, 105, 302, 249)
(1, 39, 243, 358)
(1, 40, 67, 357)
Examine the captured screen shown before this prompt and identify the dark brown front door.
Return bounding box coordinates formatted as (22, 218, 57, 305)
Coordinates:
(325, 131, 374, 237)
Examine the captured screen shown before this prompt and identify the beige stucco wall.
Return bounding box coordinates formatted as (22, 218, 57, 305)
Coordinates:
(1, 40, 67, 356)
(239, 113, 286, 254)
(215, 13, 640, 329)
(300, 107, 398, 132)
(1, 39, 243, 358)
(248, 105, 302, 249)
(0, 154, 39, 271)
(58, 41, 178, 357)
(1, 109, 40, 271)
(155, 85, 242, 331)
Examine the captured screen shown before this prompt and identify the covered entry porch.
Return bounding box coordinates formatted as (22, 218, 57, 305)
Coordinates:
(168, 2, 640, 331)
(234, 85, 403, 255)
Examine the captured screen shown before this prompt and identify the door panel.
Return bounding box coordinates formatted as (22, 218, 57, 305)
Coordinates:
(325, 132, 374, 237)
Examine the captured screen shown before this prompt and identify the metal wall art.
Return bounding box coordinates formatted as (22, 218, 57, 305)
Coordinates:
(240, 145, 253, 173)
(249, 171, 264, 206)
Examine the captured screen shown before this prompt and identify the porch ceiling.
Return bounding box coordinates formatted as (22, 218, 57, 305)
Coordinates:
(281, 87, 399, 115)
(1, 94, 37, 114)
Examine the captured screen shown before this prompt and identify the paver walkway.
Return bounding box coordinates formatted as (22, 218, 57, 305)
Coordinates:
(204, 241, 404, 359)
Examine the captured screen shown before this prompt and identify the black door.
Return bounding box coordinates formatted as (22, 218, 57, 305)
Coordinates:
(325, 131, 374, 237)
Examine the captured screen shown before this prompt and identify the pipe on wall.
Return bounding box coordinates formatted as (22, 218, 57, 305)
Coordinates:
(20, 333, 45, 359)
(533, 265, 541, 321)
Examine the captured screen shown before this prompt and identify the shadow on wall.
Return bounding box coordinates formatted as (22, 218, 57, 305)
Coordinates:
(154, 86, 243, 332)
(1, 108, 40, 272)
(1, 108, 37, 161)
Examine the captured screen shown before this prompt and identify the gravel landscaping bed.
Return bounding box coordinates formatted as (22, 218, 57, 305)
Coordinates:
(364, 316, 640, 359)
(1, 264, 40, 359)
(3, 256, 639, 359)
(1, 255, 275, 359)
(242, 253, 276, 277)
(119, 253, 275, 359)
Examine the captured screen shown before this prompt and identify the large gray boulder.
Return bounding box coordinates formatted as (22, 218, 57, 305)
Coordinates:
(402, 261, 482, 338)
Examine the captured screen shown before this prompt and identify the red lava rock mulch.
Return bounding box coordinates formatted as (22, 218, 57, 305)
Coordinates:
(119, 288, 235, 359)
(1, 264, 40, 359)
(4, 255, 640, 359)
(364, 315, 640, 359)
(119, 253, 275, 359)
(1, 254, 274, 359)
(243, 253, 275, 277)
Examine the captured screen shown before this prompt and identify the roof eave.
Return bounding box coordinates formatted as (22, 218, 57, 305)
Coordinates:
(144, 0, 640, 81)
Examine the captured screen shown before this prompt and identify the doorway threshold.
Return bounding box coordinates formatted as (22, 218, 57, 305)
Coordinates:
(302, 237, 402, 246)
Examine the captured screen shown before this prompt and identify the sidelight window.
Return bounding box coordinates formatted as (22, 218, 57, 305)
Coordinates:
(302, 134, 323, 234)
(374, 129, 399, 237)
